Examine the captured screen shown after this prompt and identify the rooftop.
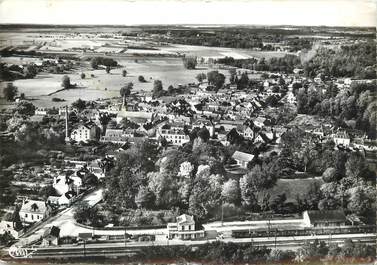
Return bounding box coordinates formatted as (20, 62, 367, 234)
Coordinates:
(20, 200, 48, 215)
(306, 210, 347, 223)
(232, 151, 254, 162)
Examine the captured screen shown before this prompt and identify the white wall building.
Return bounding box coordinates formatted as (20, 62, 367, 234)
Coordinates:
(19, 200, 51, 224)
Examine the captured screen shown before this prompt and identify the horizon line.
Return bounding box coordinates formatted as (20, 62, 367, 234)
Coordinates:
(0, 23, 375, 29)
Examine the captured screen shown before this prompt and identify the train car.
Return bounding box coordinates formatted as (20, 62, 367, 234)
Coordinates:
(231, 225, 376, 239)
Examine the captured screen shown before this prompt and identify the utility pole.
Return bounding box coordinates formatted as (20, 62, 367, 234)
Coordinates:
(83, 239, 86, 257)
(221, 201, 224, 227)
(124, 225, 127, 248)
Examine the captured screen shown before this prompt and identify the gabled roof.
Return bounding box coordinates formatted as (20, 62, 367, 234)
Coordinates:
(176, 214, 194, 224)
(20, 200, 47, 215)
(232, 151, 254, 162)
(43, 226, 60, 238)
(306, 210, 347, 223)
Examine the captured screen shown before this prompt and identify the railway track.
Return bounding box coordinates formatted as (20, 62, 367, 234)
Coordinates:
(12, 233, 376, 259)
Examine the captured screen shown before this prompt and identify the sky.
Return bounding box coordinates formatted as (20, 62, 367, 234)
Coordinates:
(0, 0, 375, 27)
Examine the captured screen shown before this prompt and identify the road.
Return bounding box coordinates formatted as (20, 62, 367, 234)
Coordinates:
(16, 189, 166, 248)
(16, 189, 104, 247)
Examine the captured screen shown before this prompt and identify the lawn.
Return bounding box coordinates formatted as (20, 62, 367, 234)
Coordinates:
(267, 177, 324, 204)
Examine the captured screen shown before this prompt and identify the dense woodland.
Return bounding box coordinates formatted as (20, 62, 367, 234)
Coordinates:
(304, 42, 376, 79)
(99, 122, 376, 226)
(149, 28, 313, 51)
(215, 41, 376, 78)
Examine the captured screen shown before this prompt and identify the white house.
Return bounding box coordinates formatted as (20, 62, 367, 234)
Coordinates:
(333, 131, 351, 147)
(240, 126, 254, 140)
(35, 108, 48, 116)
(70, 123, 99, 143)
(0, 212, 22, 239)
(19, 200, 51, 224)
(58, 191, 76, 206)
(232, 151, 254, 168)
(159, 124, 190, 146)
(167, 214, 205, 240)
(53, 175, 71, 196)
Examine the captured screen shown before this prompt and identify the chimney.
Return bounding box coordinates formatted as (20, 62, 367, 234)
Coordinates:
(65, 106, 70, 143)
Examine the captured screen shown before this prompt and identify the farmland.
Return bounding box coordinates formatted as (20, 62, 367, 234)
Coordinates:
(0, 57, 233, 108)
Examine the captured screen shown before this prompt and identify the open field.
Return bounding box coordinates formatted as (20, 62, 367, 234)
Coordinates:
(0, 31, 292, 108)
(161, 44, 292, 59)
(0, 57, 232, 108)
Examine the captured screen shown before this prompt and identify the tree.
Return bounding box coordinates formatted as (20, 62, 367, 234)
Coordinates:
(71, 98, 86, 112)
(296, 87, 308, 113)
(239, 174, 258, 208)
(237, 72, 249, 89)
(189, 174, 223, 221)
(345, 153, 368, 182)
(207, 71, 225, 91)
(120, 82, 133, 98)
(98, 112, 112, 135)
(147, 172, 179, 209)
(183, 56, 197, 69)
(196, 73, 206, 83)
(80, 73, 85, 79)
(153, 80, 163, 98)
(167, 85, 175, 95)
(14, 101, 36, 116)
(135, 186, 155, 209)
(322, 167, 338, 183)
(138, 75, 146, 82)
(221, 179, 240, 204)
(198, 126, 210, 142)
(24, 63, 38, 78)
(61, 75, 71, 89)
(90, 57, 99, 69)
(74, 201, 103, 227)
(3, 83, 18, 101)
(270, 193, 287, 213)
(122, 69, 127, 77)
(347, 187, 374, 216)
(40, 185, 57, 200)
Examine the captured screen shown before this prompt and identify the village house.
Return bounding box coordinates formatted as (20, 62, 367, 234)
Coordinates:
(35, 108, 48, 116)
(41, 226, 60, 246)
(238, 126, 254, 140)
(193, 119, 215, 137)
(47, 196, 60, 206)
(167, 214, 205, 240)
(232, 151, 254, 168)
(70, 123, 99, 143)
(303, 210, 347, 227)
(58, 191, 76, 206)
(333, 131, 351, 147)
(100, 128, 130, 144)
(53, 175, 81, 195)
(158, 124, 190, 146)
(19, 200, 51, 224)
(0, 212, 23, 239)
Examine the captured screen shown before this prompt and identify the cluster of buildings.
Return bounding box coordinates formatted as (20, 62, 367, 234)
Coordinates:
(0, 158, 104, 240)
